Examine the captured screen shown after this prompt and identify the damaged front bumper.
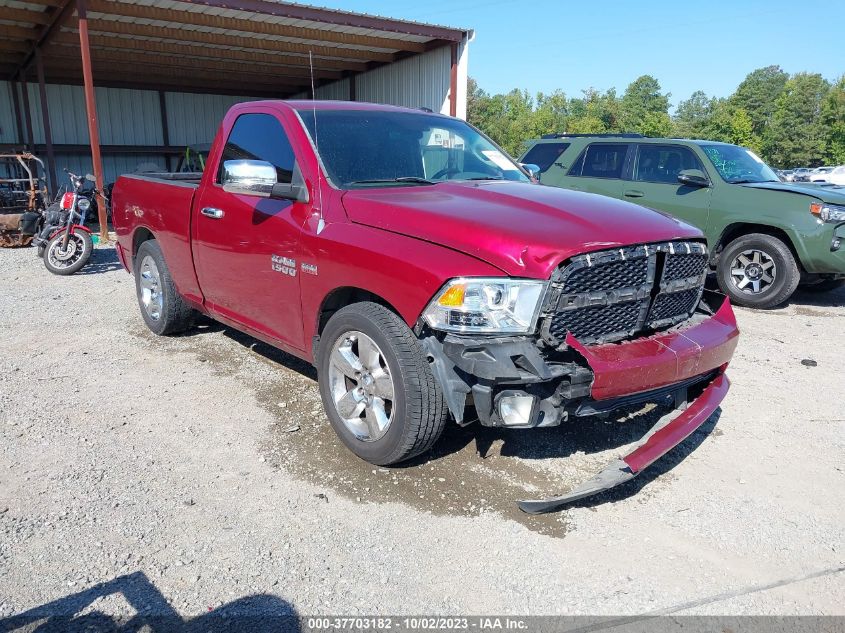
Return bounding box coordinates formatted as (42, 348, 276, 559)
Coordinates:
(422, 292, 739, 511)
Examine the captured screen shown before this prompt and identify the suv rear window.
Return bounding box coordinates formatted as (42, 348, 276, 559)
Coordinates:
(521, 142, 570, 173)
(634, 145, 703, 183)
(568, 143, 629, 179)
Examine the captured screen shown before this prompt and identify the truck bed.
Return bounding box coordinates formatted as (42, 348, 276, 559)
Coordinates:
(111, 172, 203, 305)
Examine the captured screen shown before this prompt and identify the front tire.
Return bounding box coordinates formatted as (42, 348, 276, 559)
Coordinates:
(717, 233, 799, 308)
(134, 240, 194, 335)
(43, 231, 93, 275)
(317, 302, 448, 466)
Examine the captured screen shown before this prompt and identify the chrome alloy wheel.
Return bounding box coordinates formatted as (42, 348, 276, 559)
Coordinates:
(48, 235, 83, 266)
(729, 248, 777, 294)
(139, 255, 164, 321)
(328, 330, 396, 442)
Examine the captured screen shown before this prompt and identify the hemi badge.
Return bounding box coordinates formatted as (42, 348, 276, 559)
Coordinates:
(301, 263, 318, 275)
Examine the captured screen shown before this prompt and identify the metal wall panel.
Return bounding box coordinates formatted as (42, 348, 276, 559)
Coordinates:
(24, 83, 163, 145)
(165, 91, 260, 146)
(0, 81, 20, 145)
(356, 46, 452, 115)
(48, 153, 167, 189)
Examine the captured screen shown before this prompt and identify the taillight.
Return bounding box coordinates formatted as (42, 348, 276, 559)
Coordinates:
(60, 192, 74, 210)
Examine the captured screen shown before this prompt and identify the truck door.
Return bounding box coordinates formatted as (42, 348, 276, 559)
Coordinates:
(193, 110, 308, 351)
(553, 142, 630, 198)
(624, 143, 712, 232)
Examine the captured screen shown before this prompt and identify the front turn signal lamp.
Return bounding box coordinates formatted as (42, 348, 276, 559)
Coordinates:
(811, 202, 845, 223)
(422, 278, 548, 335)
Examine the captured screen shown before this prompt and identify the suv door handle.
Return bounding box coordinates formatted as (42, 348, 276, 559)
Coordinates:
(623, 189, 644, 198)
(200, 207, 224, 219)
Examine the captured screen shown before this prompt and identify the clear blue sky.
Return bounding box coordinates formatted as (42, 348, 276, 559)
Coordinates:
(317, 0, 844, 108)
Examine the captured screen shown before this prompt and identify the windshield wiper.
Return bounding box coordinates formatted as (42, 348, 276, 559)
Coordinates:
(465, 176, 504, 181)
(347, 177, 436, 186)
(730, 179, 780, 184)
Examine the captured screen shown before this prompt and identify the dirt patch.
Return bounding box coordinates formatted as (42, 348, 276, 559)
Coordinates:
(130, 319, 703, 537)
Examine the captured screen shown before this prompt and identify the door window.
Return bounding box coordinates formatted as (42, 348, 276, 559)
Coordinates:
(217, 113, 296, 185)
(634, 145, 703, 183)
(521, 142, 571, 173)
(568, 143, 629, 178)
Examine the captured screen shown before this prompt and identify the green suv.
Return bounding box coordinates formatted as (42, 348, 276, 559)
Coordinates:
(519, 134, 845, 308)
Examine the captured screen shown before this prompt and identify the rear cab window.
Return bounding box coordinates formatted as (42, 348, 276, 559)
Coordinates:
(217, 112, 297, 185)
(568, 143, 630, 179)
(633, 144, 704, 183)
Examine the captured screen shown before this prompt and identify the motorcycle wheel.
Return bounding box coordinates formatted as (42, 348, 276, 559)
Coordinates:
(43, 231, 93, 275)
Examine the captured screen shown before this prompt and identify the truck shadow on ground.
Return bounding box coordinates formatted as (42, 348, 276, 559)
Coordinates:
(77, 246, 124, 275)
(0, 571, 299, 633)
(168, 317, 722, 536)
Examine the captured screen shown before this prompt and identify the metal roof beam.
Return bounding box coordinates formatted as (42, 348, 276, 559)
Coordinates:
(1, 7, 53, 25)
(71, 19, 397, 62)
(44, 55, 321, 86)
(40, 71, 304, 97)
(49, 31, 369, 72)
(42, 46, 343, 80)
(84, 0, 426, 53)
(178, 0, 466, 42)
(10, 0, 76, 78)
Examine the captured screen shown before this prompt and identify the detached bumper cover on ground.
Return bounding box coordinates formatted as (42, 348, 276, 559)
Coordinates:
(518, 374, 730, 514)
(519, 299, 739, 514)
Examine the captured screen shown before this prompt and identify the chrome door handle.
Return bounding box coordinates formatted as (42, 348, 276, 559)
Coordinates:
(200, 207, 224, 219)
(623, 189, 644, 198)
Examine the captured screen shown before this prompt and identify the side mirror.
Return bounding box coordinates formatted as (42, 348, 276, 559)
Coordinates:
(520, 163, 541, 180)
(221, 159, 277, 197)
(677, 169, 709, 188)
(221, 159, 309, 203)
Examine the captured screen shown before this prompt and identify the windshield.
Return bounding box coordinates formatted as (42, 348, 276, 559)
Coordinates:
(296, 108, 529, 188)
(700, 144, 780, 184)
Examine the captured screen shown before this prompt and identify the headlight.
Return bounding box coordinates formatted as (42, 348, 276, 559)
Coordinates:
(76, 197, 91, 212)
(810, 202, 845, 223)
(422, 278, 548, 334)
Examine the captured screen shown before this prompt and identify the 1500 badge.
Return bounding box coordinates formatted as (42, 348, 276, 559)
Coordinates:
(271, 255, 296, 277)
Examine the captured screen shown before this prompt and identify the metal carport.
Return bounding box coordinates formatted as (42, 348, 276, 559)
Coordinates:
(0, 0, 472, 238)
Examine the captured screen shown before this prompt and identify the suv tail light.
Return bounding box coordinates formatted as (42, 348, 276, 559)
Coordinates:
(60, 192, 75, 210)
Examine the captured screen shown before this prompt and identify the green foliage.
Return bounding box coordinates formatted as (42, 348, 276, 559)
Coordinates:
(466, 67, 841, 168)
(729, 65, 788, 138)
(763, 73, 830, 167)
(821, 76, 845, 164)
(621, 75, 671, 135)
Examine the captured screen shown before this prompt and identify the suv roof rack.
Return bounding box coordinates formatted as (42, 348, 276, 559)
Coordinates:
(540, 133, 645, 139)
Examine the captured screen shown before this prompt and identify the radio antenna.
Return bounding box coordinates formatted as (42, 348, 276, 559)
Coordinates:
(309, 51, 325, 235)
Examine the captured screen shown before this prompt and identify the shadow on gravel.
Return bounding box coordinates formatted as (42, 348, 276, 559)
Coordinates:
(786, 284, 845, 309)
(0, 571, 300, 633)
(148, 312, 723, 536)
(77, 247, 124, 275)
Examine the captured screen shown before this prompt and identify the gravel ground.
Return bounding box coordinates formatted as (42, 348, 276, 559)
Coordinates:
(0, 244, 843, 625)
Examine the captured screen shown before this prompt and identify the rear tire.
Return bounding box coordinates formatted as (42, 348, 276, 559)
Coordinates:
(134, 240, 194, 335)
(717, 233, 799, 308)
(43, 231, 93, 275)
(317, 302, 448, 466)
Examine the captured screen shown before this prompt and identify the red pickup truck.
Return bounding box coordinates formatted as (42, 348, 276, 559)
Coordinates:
(112, 101, 739, 513)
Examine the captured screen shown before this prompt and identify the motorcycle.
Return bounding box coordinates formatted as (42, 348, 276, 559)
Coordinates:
(35, 169, 102, 275)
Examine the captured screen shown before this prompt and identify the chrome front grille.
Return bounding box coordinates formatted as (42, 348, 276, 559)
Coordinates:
(541, 241, 708, 346)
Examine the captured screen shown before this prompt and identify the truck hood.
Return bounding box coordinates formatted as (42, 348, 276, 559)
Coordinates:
(740, 181, 845, 203)
(341, 181, 702, 278)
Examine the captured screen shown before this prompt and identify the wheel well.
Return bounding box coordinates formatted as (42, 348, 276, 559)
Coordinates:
(132, 227, 155, 267)
(316, 287, 401, 337)
(713, 223, 802, 270)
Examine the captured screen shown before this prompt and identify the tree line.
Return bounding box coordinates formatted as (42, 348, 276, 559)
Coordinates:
(467, 66, 845, 169)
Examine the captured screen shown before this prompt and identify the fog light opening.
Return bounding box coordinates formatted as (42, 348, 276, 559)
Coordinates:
(498, 393, 537, 427)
